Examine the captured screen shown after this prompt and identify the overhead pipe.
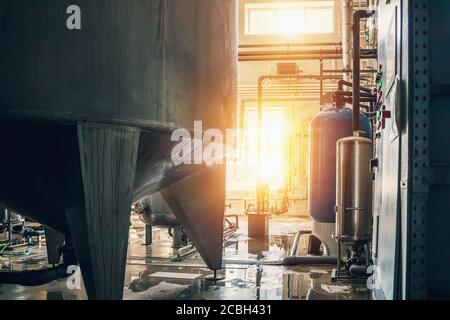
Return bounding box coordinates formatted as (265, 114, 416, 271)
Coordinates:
(342, 0, 354, 81)
(238, 49, 374, 57)
(240, 83, 339, 88)
(240, 91, 335, 97)
(338, 79, 373, 93)
(353, 10, 375, 133)
(240, 97, 330, 128)
(239, 55, 343, 62)
(242, 97, 331, 104)
(256, 74, 343, 191)
(338, 91, 376, 98)
(239, 52, 376, 62)
(258, 75, 342, 82)
(239, 49, 342, 57)
(324, 69, 377, 74)
(346, 97, 377, 103)
(239, 42, 341, 49)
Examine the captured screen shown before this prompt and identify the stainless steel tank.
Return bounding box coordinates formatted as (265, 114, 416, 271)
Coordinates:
(0, 0, 236, 299)
(335, 134, 373, 243)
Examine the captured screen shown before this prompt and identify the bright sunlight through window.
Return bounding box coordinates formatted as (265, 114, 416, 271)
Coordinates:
(245, 1, 334, 35)
(227, 107, 287, 192)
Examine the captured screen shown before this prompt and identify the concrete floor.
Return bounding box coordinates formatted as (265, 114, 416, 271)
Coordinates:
(0, 216, 371, 300)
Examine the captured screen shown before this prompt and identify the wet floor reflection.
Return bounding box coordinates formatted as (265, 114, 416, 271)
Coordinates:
(0, 216, 371, 300)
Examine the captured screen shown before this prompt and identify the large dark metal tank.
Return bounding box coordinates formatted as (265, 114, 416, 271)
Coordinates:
(308, 107, 371, 223)
(0, 0, 237, 299)
(0, 0, 236, 131)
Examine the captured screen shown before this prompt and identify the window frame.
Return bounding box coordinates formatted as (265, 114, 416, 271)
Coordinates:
(239, 0, 340, 45)
(244, 1, 335, 36)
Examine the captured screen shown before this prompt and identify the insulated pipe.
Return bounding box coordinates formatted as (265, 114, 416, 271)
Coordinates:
(342, 0, 353, 81)
(353, 10, 375, 133)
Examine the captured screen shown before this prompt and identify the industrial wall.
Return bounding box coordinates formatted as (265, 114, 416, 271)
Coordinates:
(374, 0, 450, 300)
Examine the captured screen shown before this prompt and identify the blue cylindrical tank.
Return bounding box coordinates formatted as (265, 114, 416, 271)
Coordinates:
(308, 107, 372, 223)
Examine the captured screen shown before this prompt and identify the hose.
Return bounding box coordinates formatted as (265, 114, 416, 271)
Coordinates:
(0, 264, 69, 286)
(0, 243, 31, 257)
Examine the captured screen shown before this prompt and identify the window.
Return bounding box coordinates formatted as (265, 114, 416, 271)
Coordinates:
(245, 1, 334, 35)
(227, 107, 287, 191)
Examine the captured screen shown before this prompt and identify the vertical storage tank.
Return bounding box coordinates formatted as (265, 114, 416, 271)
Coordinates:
(308, 107, 372, 223)
(0, 0, 237, 300)
(335, 135, 373, 242)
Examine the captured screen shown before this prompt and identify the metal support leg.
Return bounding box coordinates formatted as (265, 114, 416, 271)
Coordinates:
(337, 240, 341, 279)
(205, 270, 226, 282)
(172, 226, 184, 248)
(145, 225, 152, 246)
(6, 209, 12, 245)
(64, 123, 140, 300)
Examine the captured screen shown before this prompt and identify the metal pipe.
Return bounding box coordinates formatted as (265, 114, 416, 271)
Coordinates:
(7, 209, 12, 246)
(258, 75, 341, 81)
(349, 264, 370, 278)
(256, 74, 342, 203)
(239, 49, 342, 57)
(0, 264, 69, 286)
(239, 42, 342, 49)
(338, 91, 375, 98)
(323, 69, 377, 74)
(240, 96, 332, 128)
(239, 90, 337, 94)
(239, 54, 375, 62)
(353, 10, 375, 133)
(320, 59, 324, 101)
(338, 79, 372, 93)
(290, 230, 313, 256)
(257, 78, 263, 195)
(283, 256, 337, 266)
(346, 97, 377, 103)
(242, 97, 332, 105)
(342, 0, 353, 81)
(172, 243, 197, 262)
(239, 55, 343, 62)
